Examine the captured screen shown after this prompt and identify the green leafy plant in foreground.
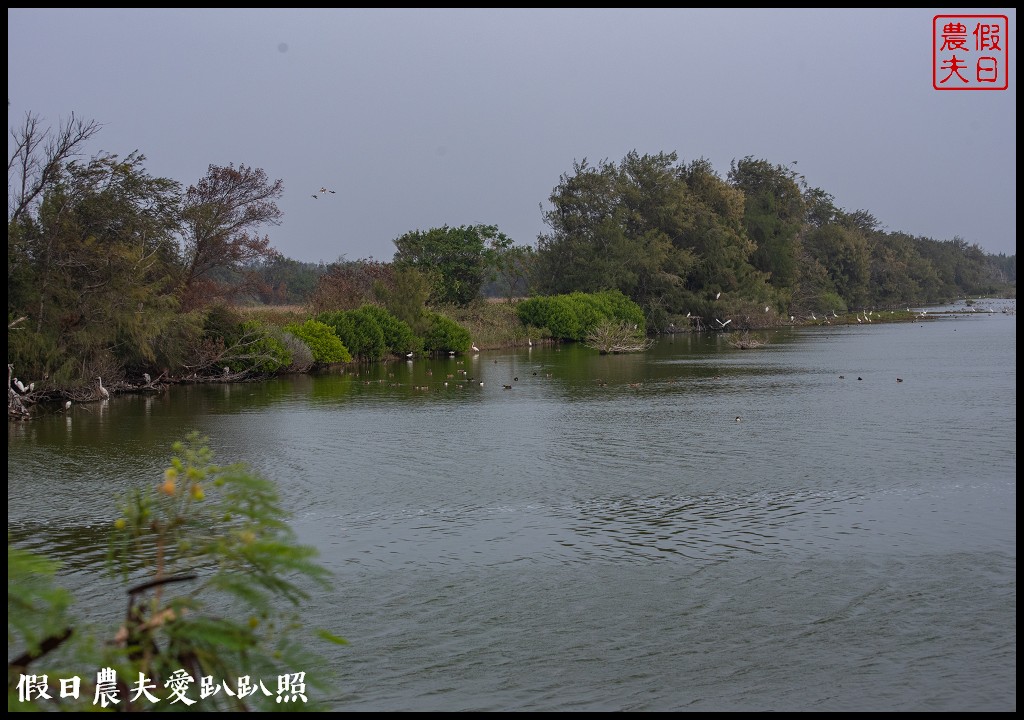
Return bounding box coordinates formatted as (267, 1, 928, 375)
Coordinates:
(9, 433, 345, 712)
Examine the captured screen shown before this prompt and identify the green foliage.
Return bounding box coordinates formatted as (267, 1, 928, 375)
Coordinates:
(803, 222, 870, 307)
(516, 290, 645, 342)
(7, 152, 183, 385)
(7, 544, 73, 662)
(728, 156, 806, 288)
(6, 107, 1017, 396)
(9, 433, 342, 712)
(817, 291, 847, 315)
(283, 319, 351, 365)
(355, 305, 417, 357)
(318, 305, 419, 361)
(376, 266, 432, 335)
(534, 152, 767, 321)
(317, 309, 386, 361)
(203, 303, 246, 345)
(230, 320, 293, 374)
(393, 224, 511, 306)
(421, 312, 472, 354)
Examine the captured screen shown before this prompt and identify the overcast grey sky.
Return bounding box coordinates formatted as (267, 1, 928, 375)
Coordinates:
(8, 8, 1017, 264)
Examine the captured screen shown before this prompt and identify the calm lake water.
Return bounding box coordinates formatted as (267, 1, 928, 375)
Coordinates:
(8, 301, 1017, 711)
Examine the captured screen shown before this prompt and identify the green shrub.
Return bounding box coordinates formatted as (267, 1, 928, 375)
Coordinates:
(283, 319, 352, 365)
(319, 306, 419, 360)
(516, 290, 645, 341)
(356, 305, 417, 356)
(226, 320, 292, 374)
(421, 312, 471, 354)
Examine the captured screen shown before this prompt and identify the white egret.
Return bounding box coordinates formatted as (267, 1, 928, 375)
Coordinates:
(13, 378, 26, 393)
(143, 372, 151, 384)
(96, 377, 109, 399)
(715, 292, 722, 300)
(64, 400, 72, 411)
(472, 344, 480, 353)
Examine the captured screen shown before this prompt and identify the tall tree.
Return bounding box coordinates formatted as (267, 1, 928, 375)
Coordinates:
(677, 158, 768, 309)
(728, 156, 806, 288)
(375, 265, 432, 334)
(802, 219, 871, 308)
(536, 153, 698, 316)
(8, 152, 183, 383)
(178, 164, 283, 310)
(392, 224, 503, 306)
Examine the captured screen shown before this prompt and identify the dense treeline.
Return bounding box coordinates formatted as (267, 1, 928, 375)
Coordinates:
(7, 114, 1015, 397)
(532, 152, 1014, 331)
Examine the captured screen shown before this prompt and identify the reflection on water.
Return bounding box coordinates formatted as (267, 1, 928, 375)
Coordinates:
(7, 302, 1016, 711)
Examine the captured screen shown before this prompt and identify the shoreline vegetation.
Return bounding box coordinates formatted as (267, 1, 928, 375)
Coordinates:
(7, 114, 1016, 419)
(9, 296, 1015, 419)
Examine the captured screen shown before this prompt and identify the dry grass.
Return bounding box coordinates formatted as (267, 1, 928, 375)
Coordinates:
(236, 304, 309, 328)
(441, 299, 546, 350)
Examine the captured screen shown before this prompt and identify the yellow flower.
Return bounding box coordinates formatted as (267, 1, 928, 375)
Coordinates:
(160, 468, 177, 496)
